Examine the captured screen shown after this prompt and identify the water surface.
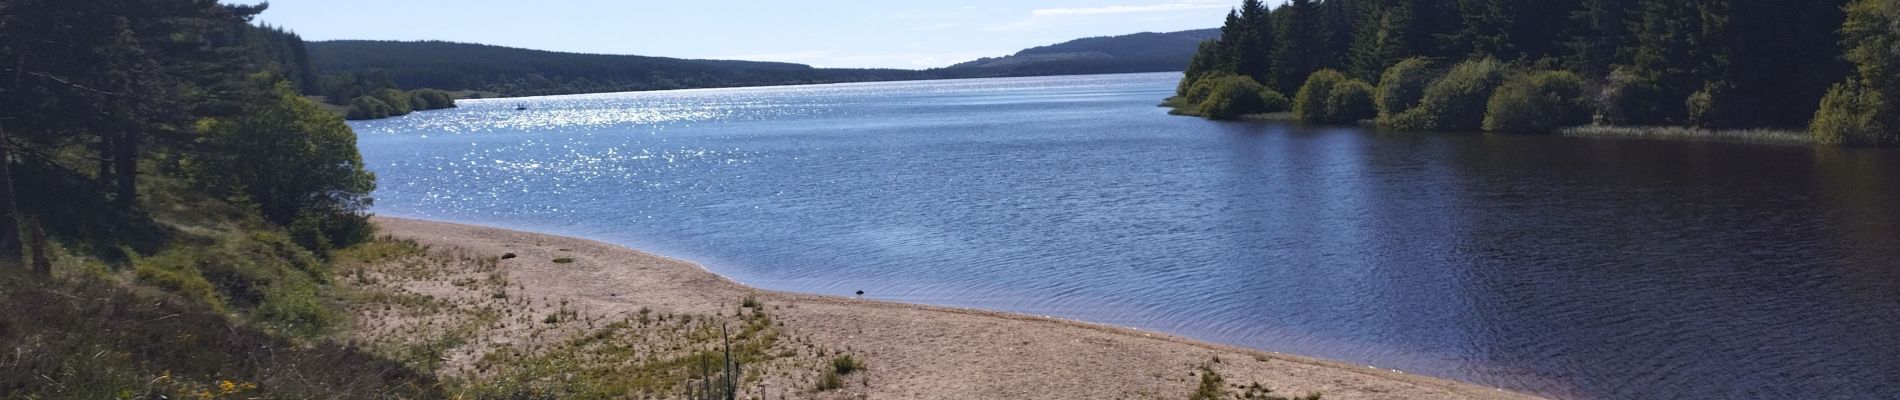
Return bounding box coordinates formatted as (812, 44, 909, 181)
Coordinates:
(353, 73, 1900, 399)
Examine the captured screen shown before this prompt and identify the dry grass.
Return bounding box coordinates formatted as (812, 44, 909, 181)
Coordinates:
(1558, 125, 1815, 145)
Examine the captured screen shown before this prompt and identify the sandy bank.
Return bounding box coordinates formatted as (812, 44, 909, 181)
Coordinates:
(373, 216, 1541, 399)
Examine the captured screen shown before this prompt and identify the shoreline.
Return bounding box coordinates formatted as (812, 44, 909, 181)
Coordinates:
(372, 216, 1542, 399)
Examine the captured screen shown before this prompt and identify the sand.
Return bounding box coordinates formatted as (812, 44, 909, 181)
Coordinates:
(374, 216, 1543, 400)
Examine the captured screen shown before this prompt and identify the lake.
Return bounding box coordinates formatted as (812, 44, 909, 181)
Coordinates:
(352, 72, 1900, 399)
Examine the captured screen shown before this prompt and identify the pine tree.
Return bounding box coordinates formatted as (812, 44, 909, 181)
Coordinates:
(1233, 0, 1277, 83)
(1350, 0, 1421, 80)
(1565, 0, 1633, 78)
(1272, 0, 1328, 93)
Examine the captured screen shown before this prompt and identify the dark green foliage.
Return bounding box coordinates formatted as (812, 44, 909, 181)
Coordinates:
(1294, 69, 1346, 122)
(1810, 80, 1893, 146)
(1385, 58, 1507, 131)
(1812, 0, 1900, 146)
(409, 88, 458, 111)
(0, 272, 441, 399)
(311, 40, 939, 97)
(1348, 0, 1426, 79)
(1484, 70, 1593, 132)
(832, 354, 864, 375)
(1181, 41, 1227, 96)
(1293, 70, 1373, 124)
(1261, 90, 1292, 113)
(1272, 0, 1330, 93)
(1197, 76, 1286, 120)
(191, 82, 377, 251)
(1189, 364, 1226, 400)
(954, 29, 1221, 76)
(372, 88, 416, 116)
(346, 95, 394, 120)
(229, 24, 324, 94)
(1174, 0, 1860, 141)
(1375, 57, 1437, 121)
(1233, 0, 1278, 83)
(1326, 80, 1379, 124)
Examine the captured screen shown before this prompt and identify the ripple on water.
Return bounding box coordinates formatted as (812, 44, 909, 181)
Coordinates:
(356, 73, 1900, 400)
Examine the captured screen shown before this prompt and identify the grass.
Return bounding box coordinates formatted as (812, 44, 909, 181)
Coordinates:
(1190, 360, 1322, 400)
(1162, 98, 1298, 122)
(832, 354, 864, 375)
(552, 256, 576, 264)
(1559, 125, 1815, 145)
(0, 270, 441, 399)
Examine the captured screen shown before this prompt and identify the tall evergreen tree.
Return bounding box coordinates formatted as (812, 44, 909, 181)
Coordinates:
(1565, 0, 1634, 78)
(1233, 0, 1277, 83)
(1349, 0, 1425, 80)
(1272, 0, 1328, 93)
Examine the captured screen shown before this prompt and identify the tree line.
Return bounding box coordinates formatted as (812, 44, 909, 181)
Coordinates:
(232, 28, 459, 120)
(1174, 0, 1900, 146)
(0, 0, 377, 269)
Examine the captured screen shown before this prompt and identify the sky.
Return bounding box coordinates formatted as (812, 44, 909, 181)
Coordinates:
(231, 1, 1246, 69)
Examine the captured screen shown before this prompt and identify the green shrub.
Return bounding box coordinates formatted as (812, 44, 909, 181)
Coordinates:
(1376, 58, 1436, 121)
(371, 88, 415, 116)
(1385, 58, 1507, 131)
(1292, 69, 1348, 123)
(408, 88, 457, 111)
(1260, 90, 1291, 113)
(1197, 76, 1281, 120)
(1184, 73, 1234, 104)
(1810, 79, 1896, 146)
(1324, 79, 1377, 124)
(831, 355, 863, 375)
(1809, 0, 1900, 147)
(345, 96, 392, 120)
(1483, 70, 1593, 133)
(132, 230, 336, 336)
(1597, 66, 1676, 125)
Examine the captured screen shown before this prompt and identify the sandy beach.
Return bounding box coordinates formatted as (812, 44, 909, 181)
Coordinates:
(372, 216, 1542, 399)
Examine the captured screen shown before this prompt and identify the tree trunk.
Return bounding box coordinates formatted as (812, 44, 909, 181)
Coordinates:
(113, 131, 137, 210)
(0, 125, 25, 270)
(27, 216, 50, 277)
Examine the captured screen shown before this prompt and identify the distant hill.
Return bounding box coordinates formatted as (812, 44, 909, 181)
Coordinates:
(307, 30, 1217, 98)
(307, 40, 933, 97)
(948, 29, 1219, 75)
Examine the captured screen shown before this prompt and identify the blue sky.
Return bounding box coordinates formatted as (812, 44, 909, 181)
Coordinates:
(233, 1, 1244, 69)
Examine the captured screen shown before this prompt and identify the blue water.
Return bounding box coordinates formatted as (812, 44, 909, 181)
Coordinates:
(352, 73, 1900, 399)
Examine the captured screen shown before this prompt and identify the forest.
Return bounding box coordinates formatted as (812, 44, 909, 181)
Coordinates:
(1171, 0, 1900, 146)
(0, 0, 442, 397)
(308, 40, 942, 98)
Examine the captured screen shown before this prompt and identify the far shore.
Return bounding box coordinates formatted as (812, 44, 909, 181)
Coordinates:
(373, 216, 1542, 399)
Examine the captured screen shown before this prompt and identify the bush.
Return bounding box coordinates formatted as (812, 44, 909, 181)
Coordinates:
(371, 88, 415, 116)
(1810, 79, 1896, 146)
(1324, 80, 1377, 124)
(1292, 69, 1347, 123)
(1197, 76, 1284, 120)
(1259, 90, 1291, 113)
(1597, 66, 1676, 125)
(409, 88, 457, 111)
(1384, 58, 1507, 131)
(1183, 73, 1234, 104)
(345, 96, 392, 120)
(1483, 70, 1594, 133)
(1376, 58, 1436, 121)
(831, 355, 863, 375)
